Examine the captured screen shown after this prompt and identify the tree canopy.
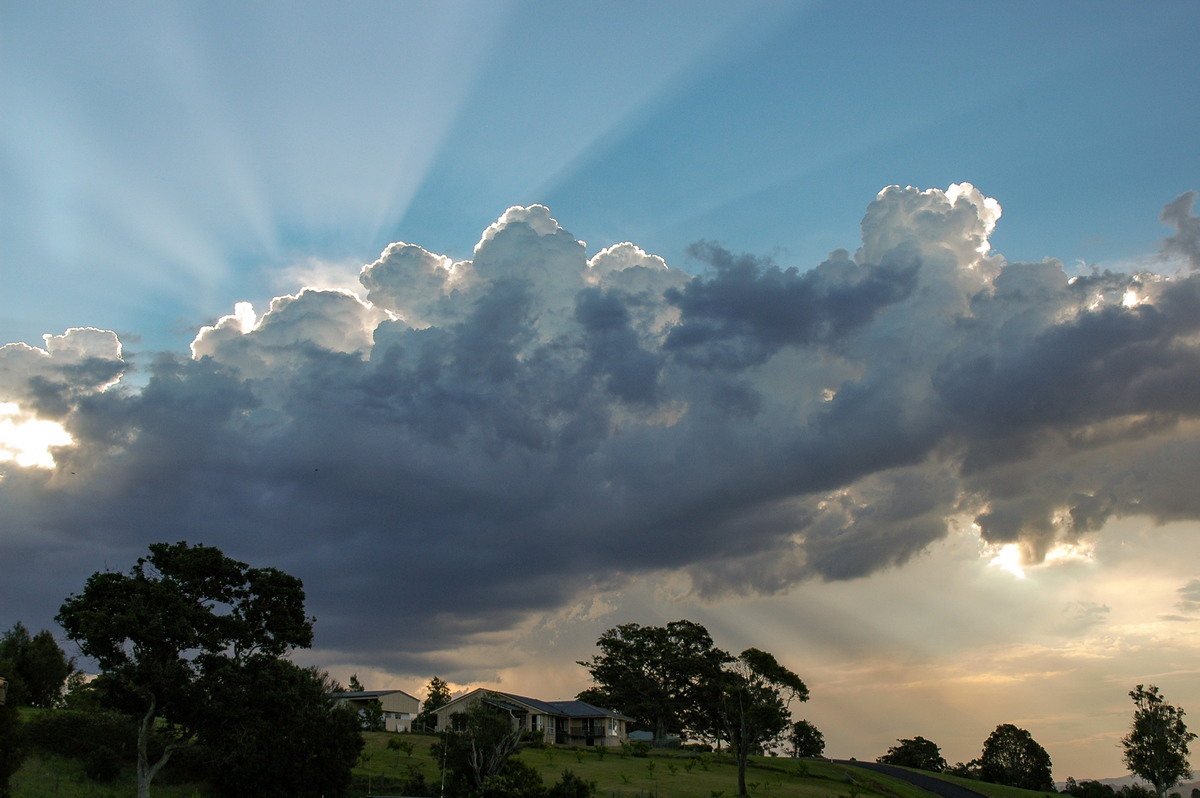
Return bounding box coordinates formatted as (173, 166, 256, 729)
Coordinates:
(576, 619, 731, 740)
(0, 622, 75, 708)
(436, 694, 528, 796)
(414, 675, 453, 732)
(56, 541, 322, 798)
(789, 719, 825, 758)
(978, 723, 1054, 791)
(196, 657, 363, 798)
(878, 736, 948, 772)
(720, 647, 809, 797)
(1122, 684, 1196, 798)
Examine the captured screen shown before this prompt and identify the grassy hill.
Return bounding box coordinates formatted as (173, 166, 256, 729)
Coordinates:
(8, 730, 1077, 798)
(353, 732, 932, 797)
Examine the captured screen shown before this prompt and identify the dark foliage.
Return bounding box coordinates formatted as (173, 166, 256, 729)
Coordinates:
(474, 756, 547, 798)
(0, 703, 25, 798)
(1063, 777, 1117, 798)
(413, 676, 453, 732)
(1123, 684, 1196, 798)
(56, 541, 317, 797)
(978, 723, 1054, 791)
(23, 709, 137, 760)
(878, 736, 947, 771)
(548, 769, 597, 798)
(435, 698, 528, 796)
(720, 648, 809, 797)
(577, 620, 731, 740)
(789, 719, 825, 758)
(195, 658, 363, 798)
(0, 622, 75, 708)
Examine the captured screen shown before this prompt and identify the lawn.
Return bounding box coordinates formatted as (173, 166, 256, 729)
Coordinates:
(350, 732, 940, 798)
(9, 730, 1071, 798)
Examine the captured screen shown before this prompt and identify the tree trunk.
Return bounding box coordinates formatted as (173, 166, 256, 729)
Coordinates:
(135, 696, 175, 798)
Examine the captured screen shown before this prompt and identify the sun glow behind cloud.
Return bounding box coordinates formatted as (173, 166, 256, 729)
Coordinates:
(0, 403, 72, 469)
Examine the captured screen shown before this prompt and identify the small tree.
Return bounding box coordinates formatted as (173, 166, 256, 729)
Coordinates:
(437, 694, 527, 795)
(720, 648, 809, 797)
(789, 720, 825, 758)
(978, 723, 1053, 791)
(0, 623, 76, 708)
(1122, 685, 1196, 798)
(414, 675, 453, 732)
(878, 736, 947, 771)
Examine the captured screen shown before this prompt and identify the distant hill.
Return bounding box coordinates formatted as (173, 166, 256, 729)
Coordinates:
(1055, 775, 1200, 796)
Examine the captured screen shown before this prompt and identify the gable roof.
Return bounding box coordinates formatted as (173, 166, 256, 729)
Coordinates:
(543, 699, 634, 721)
(333, 689, 418, 701)
(455, 689, 632, 721)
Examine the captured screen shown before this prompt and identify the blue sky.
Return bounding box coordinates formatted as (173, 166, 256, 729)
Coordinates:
(4, 1, 1200, 780)
(4, 2, 1196, 352)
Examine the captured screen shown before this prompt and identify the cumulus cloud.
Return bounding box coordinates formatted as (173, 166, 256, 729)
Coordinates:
(1161, 190, 1200, 270)
(3, 185, 1200, 675)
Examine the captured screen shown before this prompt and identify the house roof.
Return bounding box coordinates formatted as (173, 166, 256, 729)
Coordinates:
(333, 689, 418, 701)
(460, 689, 632, 721)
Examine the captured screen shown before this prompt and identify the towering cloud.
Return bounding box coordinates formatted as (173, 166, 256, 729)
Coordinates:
(3, 186, 1199, 673)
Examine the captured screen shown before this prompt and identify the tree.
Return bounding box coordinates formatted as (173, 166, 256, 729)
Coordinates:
(56, 541, 314, 798)
(1122, 684, 1197, 798)
(414, 675, 453, 732)
(0, 622, 76, 708)
(878, 736, 948, 771)
(1063, 777, 1118, 798)
(348, 673, 365, 691)
(720, 647, 809, 797)
(789, 719, 825, 758)
(436, 694, 528, 796)
(978, 723, 1053, 791)
(195, 657, 363, 798)
(577, 620, 732, 740)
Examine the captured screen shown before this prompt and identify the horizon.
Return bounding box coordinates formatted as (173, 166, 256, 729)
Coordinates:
(3, 1, 1199, 782)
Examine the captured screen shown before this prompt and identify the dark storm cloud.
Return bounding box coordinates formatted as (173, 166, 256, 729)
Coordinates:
(663, 243, 917, 369)
(4, 187, 1200, 675)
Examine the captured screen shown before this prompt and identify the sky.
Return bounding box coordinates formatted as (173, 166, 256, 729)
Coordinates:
(3, 0, 1200, 781)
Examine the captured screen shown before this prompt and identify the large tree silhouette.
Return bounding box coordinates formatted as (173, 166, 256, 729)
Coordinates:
(57, 541, 314, 798)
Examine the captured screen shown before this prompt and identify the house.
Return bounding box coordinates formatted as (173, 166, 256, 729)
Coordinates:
(332, 689, 420, 732)
(431, 688, 633, 747)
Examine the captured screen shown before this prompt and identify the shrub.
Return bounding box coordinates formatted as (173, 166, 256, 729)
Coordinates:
(83, 745, 123, 782)
(549, 769, 597, 798)
(23, 709, 136, 760)
(0, 703, 26, 798)
(622, 739, 651, 757)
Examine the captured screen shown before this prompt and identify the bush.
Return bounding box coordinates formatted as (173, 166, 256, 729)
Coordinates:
(0, 704, 26, 798)
(622, 739, 651, 757)
(475, 756, 547, 798)
(549, 769, 597, 798)
(83, 745, 123, 782)
(23, 709, 136, 760)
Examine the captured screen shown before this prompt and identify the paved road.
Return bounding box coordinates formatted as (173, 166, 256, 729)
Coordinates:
(834, 760, 988, 798)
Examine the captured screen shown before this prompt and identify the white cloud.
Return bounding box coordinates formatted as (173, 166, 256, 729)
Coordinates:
(3, 188, 1200, 737)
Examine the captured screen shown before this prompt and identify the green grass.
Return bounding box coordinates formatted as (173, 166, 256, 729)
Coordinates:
(349, 732, 940, 798)
(907, 768, 1060, 798)
(10, 730, 1067, 798)
(11, 752, 206, 798)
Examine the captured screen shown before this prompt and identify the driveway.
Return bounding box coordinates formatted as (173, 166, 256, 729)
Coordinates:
(834, 760, 988, 798)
